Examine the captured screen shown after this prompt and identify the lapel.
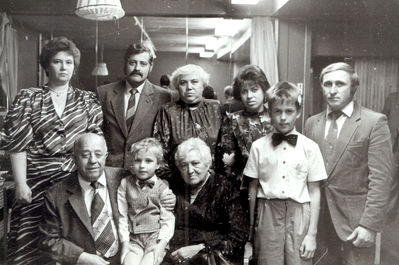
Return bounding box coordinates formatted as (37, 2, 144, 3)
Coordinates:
(129, 80, 154, 135)
(313, 111, 327, 148)
(66, 173, 95, 239)
(328, 102, 361, 177)
(110, 81, 128, 137)
(104, 167, 124, 225)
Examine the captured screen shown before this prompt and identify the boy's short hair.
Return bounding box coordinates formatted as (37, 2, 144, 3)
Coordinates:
(129, 137, 164, 164)
(267, 81, 302, 111)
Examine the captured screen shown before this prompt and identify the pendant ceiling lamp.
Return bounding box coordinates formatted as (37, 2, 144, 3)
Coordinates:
(75, 0, 125, 21)
(92, 22, 109, 76)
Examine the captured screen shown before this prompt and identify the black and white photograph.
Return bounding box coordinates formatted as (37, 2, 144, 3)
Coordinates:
(0, 0, 398, 264)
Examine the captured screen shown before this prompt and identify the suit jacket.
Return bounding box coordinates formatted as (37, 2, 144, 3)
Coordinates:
(98, 80, 172, 168)
(39, 167, 126, 264)
(305, 102, 393, 240)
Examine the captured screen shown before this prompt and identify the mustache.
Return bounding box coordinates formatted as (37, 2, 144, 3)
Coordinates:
(129, 71, 143, 77)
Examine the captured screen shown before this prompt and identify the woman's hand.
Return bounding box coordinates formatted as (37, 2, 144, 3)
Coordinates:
(243, 241, 253, 265)
(171, 244, 205, 263)
(15, 182, 32, 204)
(160, 190, 176, 211)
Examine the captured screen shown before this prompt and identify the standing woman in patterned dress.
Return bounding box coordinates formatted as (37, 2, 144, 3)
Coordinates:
(0, 37, 103, 264)
(216, 65, 273, 189)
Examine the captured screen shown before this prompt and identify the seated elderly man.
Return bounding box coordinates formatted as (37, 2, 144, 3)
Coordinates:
(163, 137, 248, 265)
(39, 133, 175, 265)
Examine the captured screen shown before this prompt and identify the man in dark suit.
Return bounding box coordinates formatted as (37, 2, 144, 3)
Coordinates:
(39, 133, 122, 265)
(97, 41, 172, 169)
(305, 62, 393, 264)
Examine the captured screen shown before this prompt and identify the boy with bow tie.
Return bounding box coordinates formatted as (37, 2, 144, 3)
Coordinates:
(117, 138, 175, 265)
(243, 81, 327, 265)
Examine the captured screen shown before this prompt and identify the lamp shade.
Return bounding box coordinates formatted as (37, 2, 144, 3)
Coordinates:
(75, 0, 125, 21)
(92, 62, 109, 76)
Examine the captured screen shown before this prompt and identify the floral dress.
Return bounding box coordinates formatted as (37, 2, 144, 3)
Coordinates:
(0, 86, 102, 265)
(153, 99, 222, 177)
(216, 109, 273, 187)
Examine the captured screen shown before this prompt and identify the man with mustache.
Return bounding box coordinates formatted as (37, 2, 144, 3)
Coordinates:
(98, 41, 172, 169)
(305, 62, 393, 264)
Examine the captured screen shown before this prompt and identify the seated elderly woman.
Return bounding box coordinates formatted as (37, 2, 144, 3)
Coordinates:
(153, 64, 222, 178)
(163, 138, 248, 265)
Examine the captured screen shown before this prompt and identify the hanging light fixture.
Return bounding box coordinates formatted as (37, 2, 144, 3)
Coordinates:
(75, 0, 125, 21)
(92, 22, 109, 76)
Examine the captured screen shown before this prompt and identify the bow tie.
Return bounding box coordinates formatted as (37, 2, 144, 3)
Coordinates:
(138, 179, 155, 189)
(272, 133, 298, 147)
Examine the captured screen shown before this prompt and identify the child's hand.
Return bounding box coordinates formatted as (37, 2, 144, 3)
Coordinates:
(153, 239, 168, 265)
(300, 234, 316, 260)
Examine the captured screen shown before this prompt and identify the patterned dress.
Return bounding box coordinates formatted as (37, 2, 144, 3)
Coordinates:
(163, 173, 248, 264)
(153, 99, 222, 178)
(0, 85, 103, 265)
(216, 109, 273, 187)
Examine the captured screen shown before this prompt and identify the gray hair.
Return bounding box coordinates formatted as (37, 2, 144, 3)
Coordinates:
(171, 64, 210, 90)
(73, 133, 107, 154)
(174, 138, 212, 168)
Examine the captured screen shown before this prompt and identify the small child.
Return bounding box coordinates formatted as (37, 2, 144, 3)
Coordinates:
(117, 138, 175, 265)
(243, 81, 327, 265)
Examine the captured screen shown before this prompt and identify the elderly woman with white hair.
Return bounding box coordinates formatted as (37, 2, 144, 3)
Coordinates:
(162, 138, 248, 265)
(153, 64, 222, 179)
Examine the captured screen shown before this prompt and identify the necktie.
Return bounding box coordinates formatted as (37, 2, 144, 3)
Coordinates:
(126, 89, 137, 130)
(272, 133, 298, 147)
(324, 111, 343, 169)
(90, 181, 118, 257)
(138, 179, 155, 189)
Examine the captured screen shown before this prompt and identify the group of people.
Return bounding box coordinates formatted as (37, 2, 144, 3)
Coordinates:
(0, 36, 395, 265)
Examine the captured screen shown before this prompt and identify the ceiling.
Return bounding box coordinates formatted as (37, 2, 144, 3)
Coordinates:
(2, 0, 399, 58)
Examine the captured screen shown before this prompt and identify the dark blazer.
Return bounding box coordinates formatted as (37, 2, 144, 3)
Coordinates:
(98, 80, 172, 169)
(39, 167, 126, 264)
(305, 102, 393, 240)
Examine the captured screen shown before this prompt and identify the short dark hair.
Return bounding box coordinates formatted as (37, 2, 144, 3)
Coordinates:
(202, 85, 217, 100)
(39, 37, 81, 76)
(160, 75, 170, 87)
(267, 81, 302, 111)
(124, 41, 155, 68)
(232, 65, 270, 101)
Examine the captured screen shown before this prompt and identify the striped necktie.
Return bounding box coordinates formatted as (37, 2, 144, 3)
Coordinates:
(90, 181, 118, 257)
(126, 88, 137, 130)
(324, 111, 343, 170)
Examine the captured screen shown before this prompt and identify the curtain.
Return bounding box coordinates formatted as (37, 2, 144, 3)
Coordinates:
(250, 17, 279, 86)
(0, 12, 18, 108)
(354, 58, 399, 113)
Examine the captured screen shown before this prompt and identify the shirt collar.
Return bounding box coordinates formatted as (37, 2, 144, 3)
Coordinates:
(327, 101, 354, 119)
(78, 171, 107, 192)
(125, 80, 145, 94)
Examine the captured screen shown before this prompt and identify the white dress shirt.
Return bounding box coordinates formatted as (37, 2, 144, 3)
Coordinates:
(124, 80, 145, 117)
(324, 101, 354, 139)
(77, 173, 118, 240)
(244, 129, 327, 203)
